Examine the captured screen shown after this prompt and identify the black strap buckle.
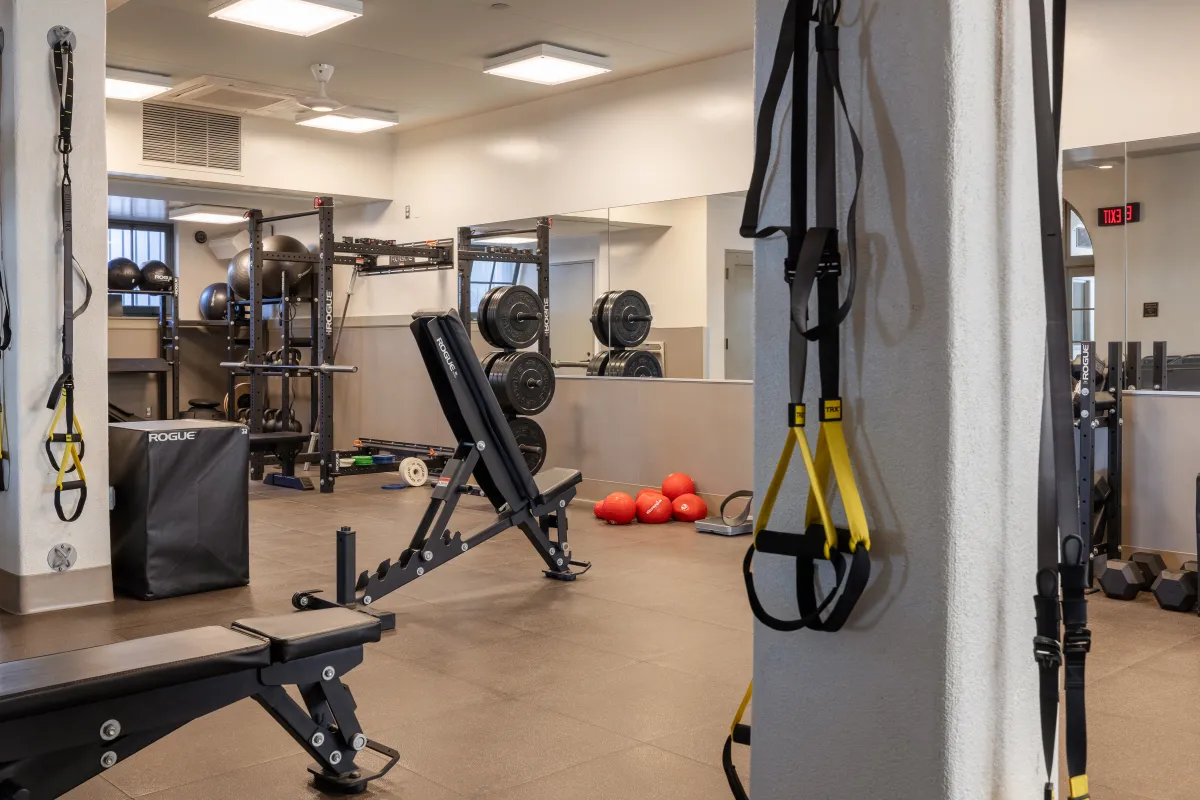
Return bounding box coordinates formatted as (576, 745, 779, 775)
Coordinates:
(1064, 627, 1092, 655)
(1033, 635, 1062, 669)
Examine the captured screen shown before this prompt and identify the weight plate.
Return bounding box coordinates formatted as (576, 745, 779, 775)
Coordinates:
(587, 351, 610, 376)
(489, 351, 556, 416)
(481, 350, 505, 377)
(590, 292, 613, 345)
(604, 290, 653, 349)
(400, 457, 429, 487)
(487, 285, 543, 349)
(477, 287, 506, 349)
(508, 416, 547, 475)
(608, 349, 663, 378)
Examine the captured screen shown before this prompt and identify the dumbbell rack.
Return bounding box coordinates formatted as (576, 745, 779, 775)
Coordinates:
(228, 197, 456, 493)
(107, 278, 181, 420)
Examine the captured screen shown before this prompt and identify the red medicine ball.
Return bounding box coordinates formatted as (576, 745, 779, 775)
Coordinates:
(661, 472, 696, 500)
(672, 493, 708, 522)
(637, 488, 665, 502)
(636, 492, 672, 524)
(593, 499, 606, 518)
(601, 492, 636, 525)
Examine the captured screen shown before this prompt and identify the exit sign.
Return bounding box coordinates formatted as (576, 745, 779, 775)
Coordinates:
(1097, 202, 1142, 227)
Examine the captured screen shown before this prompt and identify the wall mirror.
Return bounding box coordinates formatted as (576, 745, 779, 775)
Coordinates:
(464, 191, 752, 383)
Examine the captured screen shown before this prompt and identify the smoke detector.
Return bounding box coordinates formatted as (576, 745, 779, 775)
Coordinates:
(297, 64, 343, 113)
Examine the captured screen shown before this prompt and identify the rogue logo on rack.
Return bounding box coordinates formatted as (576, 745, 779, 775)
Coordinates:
(325, 290, 334, 336)
(148, 431, 196, 443)
(435, 337, 458, 377)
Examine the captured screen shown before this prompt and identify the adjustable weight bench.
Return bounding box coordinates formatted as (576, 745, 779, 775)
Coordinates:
(294, 310, 590, 625)
(0, 607, 396, 799)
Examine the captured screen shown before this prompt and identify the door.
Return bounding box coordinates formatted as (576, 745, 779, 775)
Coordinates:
(725, 250, 754, 380)
(549, 260, 595, 367)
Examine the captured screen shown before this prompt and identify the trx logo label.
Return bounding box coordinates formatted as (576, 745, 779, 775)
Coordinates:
(788, 403, 806, 428)
(324, 290, 334, 337)
(148, 431, 196, 443)
(436, 337, 458, 377)
(821, 399, 842, 422)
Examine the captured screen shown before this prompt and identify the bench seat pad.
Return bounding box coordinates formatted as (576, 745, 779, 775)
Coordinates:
(232, 608, 381, 663)
(533, 467, 582, 507)
(0, 626, 268, 722)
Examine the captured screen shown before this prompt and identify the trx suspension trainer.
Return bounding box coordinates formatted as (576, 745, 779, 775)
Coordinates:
(45, 27, 91, 523)
(0, 30, 11, 492)
(1028, 1, 1090, 798)
(724, 2, 869, 795)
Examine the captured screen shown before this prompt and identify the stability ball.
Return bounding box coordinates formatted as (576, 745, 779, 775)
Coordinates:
(108, 257, 141, 291)
(228, 248, 252, 299)
(198, 283, 230, 321)
(227, 236, 310, 299)
(139, 260, 173, 290)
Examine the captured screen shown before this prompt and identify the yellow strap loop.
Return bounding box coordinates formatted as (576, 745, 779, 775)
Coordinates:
(1068, 775, 1089, 799)
(753, 426, 837, 559)
(818, 419, 870, 552)
(731, 682, 753, 734)
(55, 442, 85, 489)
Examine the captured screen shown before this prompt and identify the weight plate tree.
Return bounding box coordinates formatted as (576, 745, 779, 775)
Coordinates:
(487, 351, 556, 416)
(508, 416, 548, 475)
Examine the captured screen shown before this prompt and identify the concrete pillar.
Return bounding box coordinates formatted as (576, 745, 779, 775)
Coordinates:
(0, 0, 110, 613)
(750, 0, 1046, 796)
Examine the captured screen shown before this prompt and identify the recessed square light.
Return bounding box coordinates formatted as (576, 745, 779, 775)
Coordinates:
(295, 107, 399, 133)
(169, 205, 248, 225)
(484, 44, 611, 85)
(209, 0, 363, 37)
(105, 68, 172, 101)
(475, 235, 537, 245)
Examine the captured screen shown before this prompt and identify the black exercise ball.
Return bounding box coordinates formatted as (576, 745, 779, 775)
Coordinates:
(108, 257, 141, 291)
(228, 248, 251, 299)
(139, 260, 173, 291)
(198, 282, 230, 321)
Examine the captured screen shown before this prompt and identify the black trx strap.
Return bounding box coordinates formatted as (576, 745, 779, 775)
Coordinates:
(724, 2, 870, 796)
(0, 31, 10, 493)
(45, 28, 87, 523)
(1029, 1, 1089, 798)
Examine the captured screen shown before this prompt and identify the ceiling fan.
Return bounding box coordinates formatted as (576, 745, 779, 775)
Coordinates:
(296, 63, 344, 112)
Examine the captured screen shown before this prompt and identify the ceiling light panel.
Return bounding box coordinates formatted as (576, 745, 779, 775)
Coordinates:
(295, 107, 398, 133)
(106, 68, 172, 101)
(209, 0, 363, 37)
(169, 205, 247, 225)
(476, 235, 536, 245)
(484, 44, 611, 86)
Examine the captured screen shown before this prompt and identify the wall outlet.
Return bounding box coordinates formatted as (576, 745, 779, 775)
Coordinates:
(405, 205, 411, 219)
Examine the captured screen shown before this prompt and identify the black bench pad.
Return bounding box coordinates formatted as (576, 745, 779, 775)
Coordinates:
(534, 467, 582, 506)
(0, 627, 268, 723)
(232, 608, 381, 663)
(248, 432, 310, 451)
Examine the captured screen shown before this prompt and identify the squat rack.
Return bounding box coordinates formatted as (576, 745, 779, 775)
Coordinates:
(225, 197, 454, 493)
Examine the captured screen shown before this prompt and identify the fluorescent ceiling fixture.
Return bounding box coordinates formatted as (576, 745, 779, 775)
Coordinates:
(295, 107, 398, 133)
(476, 235, 536, 245)
(1096, 164, 1115, 169)
(484, 44, 611, 86)
(208, 0, 362, 37)
(105, 68, 172, 101)
(169, 205, 247, 225)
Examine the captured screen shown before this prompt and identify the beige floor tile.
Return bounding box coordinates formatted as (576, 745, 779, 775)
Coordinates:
(477, 744, 730, 800)
(542, 603, 745, 662)
(650, 629, 753, 686)
(377, 699, 635, 796)
(372, 602, 527, 661)
(335, 653, 502, 731)
(61, 778, 133, 800)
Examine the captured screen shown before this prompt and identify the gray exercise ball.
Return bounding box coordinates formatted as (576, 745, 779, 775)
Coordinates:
(226, 235, 310, 299)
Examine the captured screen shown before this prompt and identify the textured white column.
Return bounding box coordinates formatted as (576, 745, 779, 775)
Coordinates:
(0, 0, 110, 613)
(749, 0, 1047, 795)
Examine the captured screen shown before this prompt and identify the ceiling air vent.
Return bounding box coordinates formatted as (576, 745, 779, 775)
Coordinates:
(142, 104, 241, 171)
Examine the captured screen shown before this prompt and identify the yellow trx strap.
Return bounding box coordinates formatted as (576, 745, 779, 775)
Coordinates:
(46, 386, 87, 522)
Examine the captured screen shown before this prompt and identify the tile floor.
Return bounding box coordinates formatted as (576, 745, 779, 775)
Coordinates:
(1, 474, 1195, 799)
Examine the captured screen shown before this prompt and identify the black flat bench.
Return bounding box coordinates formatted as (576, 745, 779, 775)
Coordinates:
(0, 608, 394, 800)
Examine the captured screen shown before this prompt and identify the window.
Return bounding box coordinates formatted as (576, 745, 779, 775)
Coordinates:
(1070, 273, 1095, 358)
(468, 260, 536, 318)
(108, 221, 173, 314)
(1068, 208, 1093, 258)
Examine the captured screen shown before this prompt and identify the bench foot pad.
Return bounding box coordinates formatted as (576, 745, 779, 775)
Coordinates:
(308, 737, 400, 795)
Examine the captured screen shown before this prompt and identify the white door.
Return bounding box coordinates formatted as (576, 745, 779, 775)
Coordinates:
(725, 250, 754, 380)
(549, 260, 596, 367)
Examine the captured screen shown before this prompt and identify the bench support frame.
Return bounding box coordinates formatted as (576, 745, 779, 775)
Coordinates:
(0, 645, 396, 800)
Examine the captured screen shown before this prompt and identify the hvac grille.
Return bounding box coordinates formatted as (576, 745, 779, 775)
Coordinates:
(142, 104, 241, 171)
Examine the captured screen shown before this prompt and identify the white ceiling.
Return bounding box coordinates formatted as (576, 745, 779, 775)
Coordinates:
(107, 0, 754, 132)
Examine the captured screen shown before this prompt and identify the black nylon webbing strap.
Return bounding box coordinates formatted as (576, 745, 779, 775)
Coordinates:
(46, 32, 86, 523)
(1029, 0, 1089, 798)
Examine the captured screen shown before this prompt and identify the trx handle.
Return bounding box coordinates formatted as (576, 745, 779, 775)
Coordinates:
(46, 386, 87, 522)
